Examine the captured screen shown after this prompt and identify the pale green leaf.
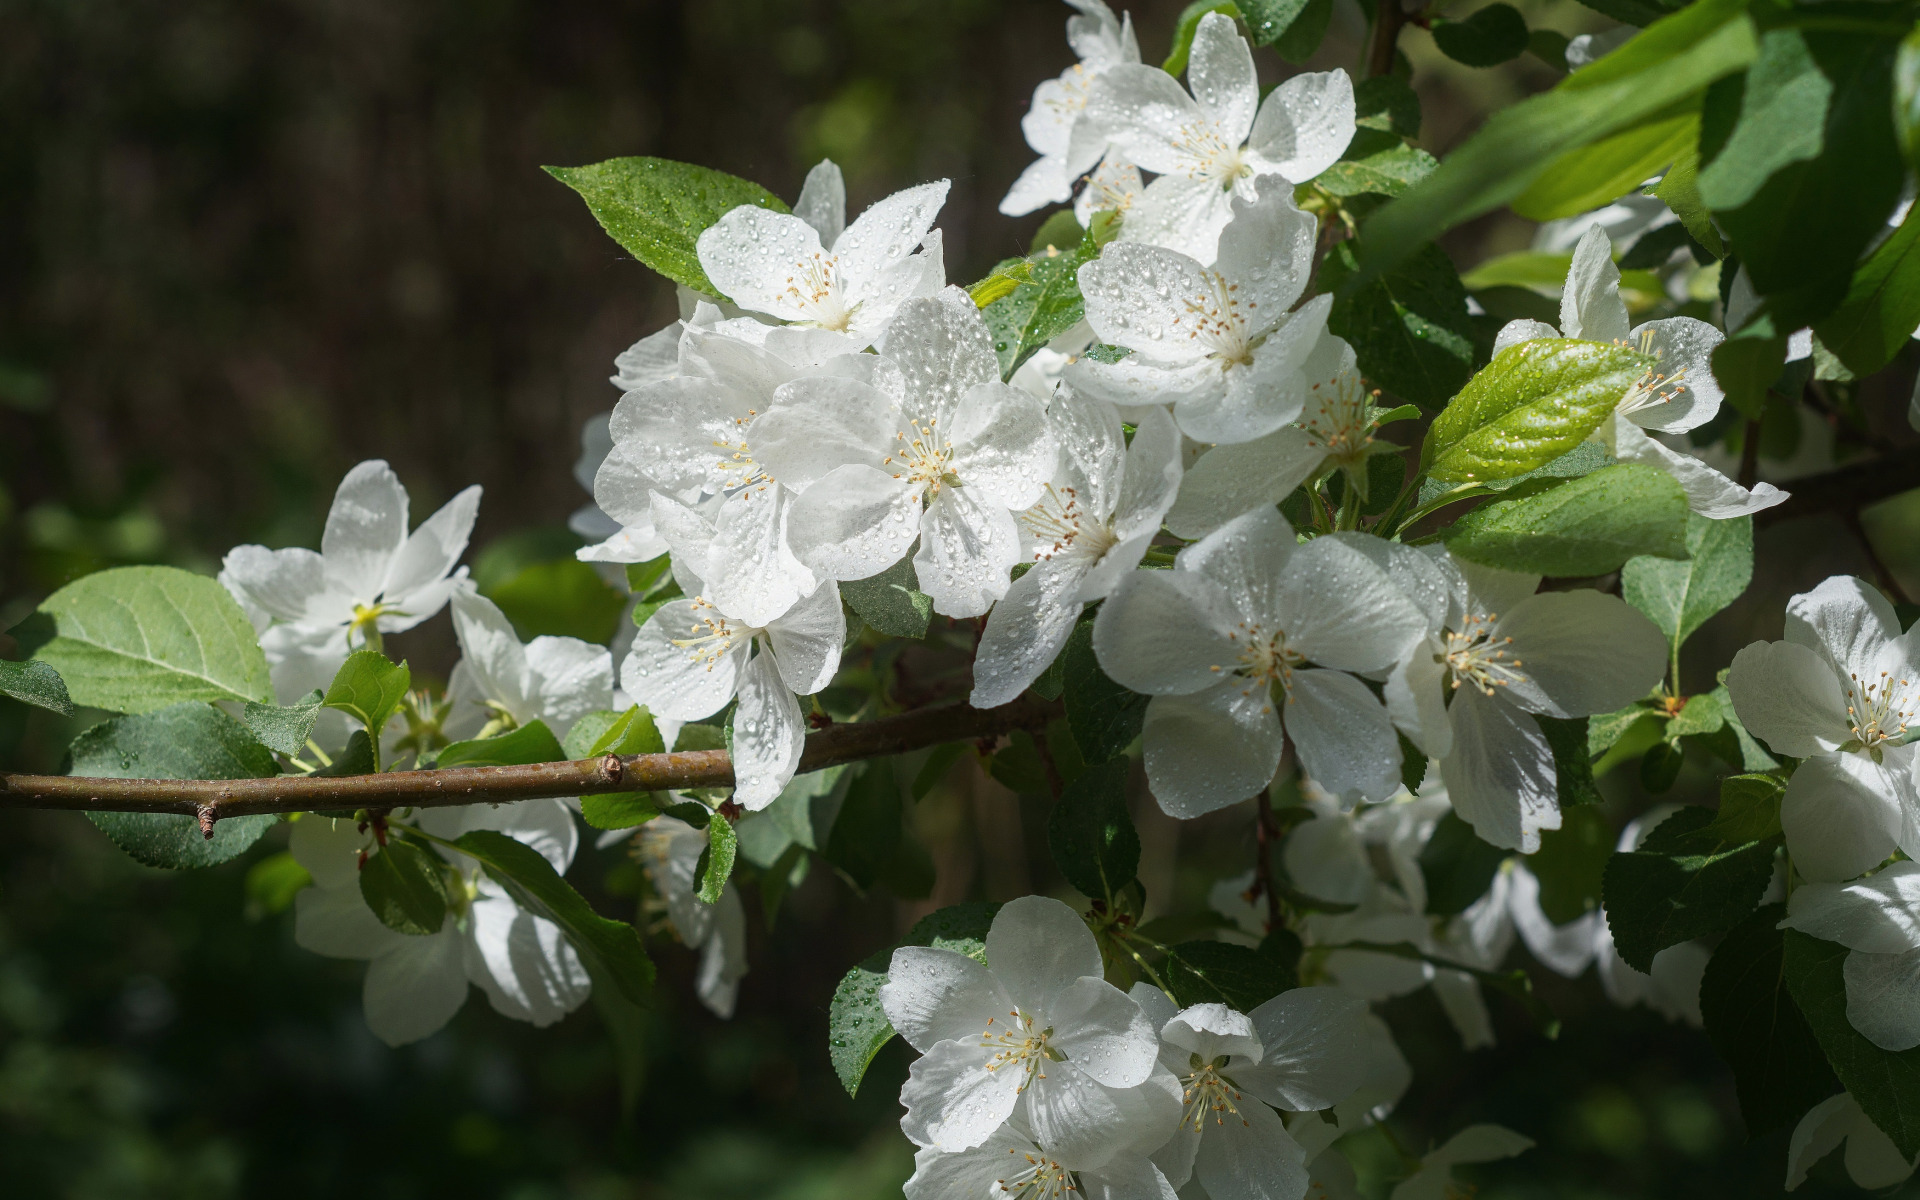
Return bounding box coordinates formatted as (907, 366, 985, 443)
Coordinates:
(1423, 339, 1651, 483)
(1443, 463, 1689, 577)
(1622, 512, 1753, 649)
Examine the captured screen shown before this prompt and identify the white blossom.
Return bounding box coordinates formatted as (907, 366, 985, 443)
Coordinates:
(878, 895, 1162, 1162)
(1082, 12, 1353, 263)
(971, 390, 1182, 708)
(1068, 177, 1328, 445)
(1726, 575, 1920, 881)
(289, 801, 589, 1046)
(620, 493, 844, 809)
(1779, 862, 1920, 1051)
(442, 586, 613, 743)
(1388, 1124, 1533, 1200)
(902, 1097, 1180, 1200)
(695, 178, 949, 349)
(1495, 225, 1787, 519)
(1129, 985, 1368, 1200)
(755, 288, 1058, 617)
(1001, 0, 1142, 218)
(634, 815, 748, 1018)
(1093, 508, 1428, 815)
(1387, 550, 1666, 852)
(1786, 1092, 1917, 1191)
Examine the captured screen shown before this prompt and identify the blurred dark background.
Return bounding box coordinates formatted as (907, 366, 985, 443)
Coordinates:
(1, 0, 1918, 1196)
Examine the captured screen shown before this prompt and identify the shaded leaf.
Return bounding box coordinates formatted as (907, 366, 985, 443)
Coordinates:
(242, 689, 324, 757)
(841, 558, 932, 639)
(1063, 620, 1148, 763)
(1443, 463, 1690, 577)
(1322, 241, 1476, 408)
(1048, 758, 1140, 902)
(1602, 802, 1778, 972)
(1622, 512, 1753, 651)
(0, 658, 74, 716)
(1164, 941, 1291, 1010)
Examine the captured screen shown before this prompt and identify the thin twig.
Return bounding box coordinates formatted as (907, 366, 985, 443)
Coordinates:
(1367, 0, 1409, 78)
(1737, 418, 1761, 489)
(0, 696, 1062, 824)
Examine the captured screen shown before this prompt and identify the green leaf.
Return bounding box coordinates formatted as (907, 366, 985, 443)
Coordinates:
(1813, 203, 1920, 378)
(543, 157, 787, 298)
(1639, 739, 1684, 793)
(451, 828, 654, 1003)
(1601, 803, 1779, 972)
(1163, 941, 1292, 1010)
(1270, 0, 1331, 62)
(436, 719, 566, 768)
(1696, 29, 1832, 212)
(1652, 145, 1725, 259)
(244, 850, 310, 917)
(1444, 463, 1690, 577)
(1701, 903, 1839, 1139)
(1702, 773, 1783, 844)
(562, 705, 667, 761)
(311, 729, 377, 777)
(988, 729, 1050, 795)
(1622, 512, 1753, 650)
(359, 836, 452, 936)
(580, 793, 665, 831)
(1423, 339, 1651, 483)
(1537, 714, 1601, 808)
(1665, 688, 1727, 740)
(829, 901, 1000, 1097)
(0, 658, 74, 716)
(824, 759, 905, 891)
(841, 558, 933, 639)
(1354, 75, 1421, 139)
(1348, 0, 1756, 285)
(1420, 812, 1509, 915)
(1511, 106, 1697, 222)
(1432, 3, 1529, 68)
(25, 565, 273, 713)
(1316, 137, 1439, 200)
(1709, 325, 1787, 419)
(242, 689, 324, 756)
(1321, 241, 1476, 408)
(591, 969, 650, 1119)
(1063, 620, 1148, 764)
(69, 702, 280, 869)
(1029, 210, 1084, 255)
(323, 650, 411, 737)
(912, 742, 969, 801)
(1163, 1, 1242, 74)
(1783, 929, 1920, 1159)
(697, 816, 737, 905)
(483, 559, 627, 645)
(1716, 29, 1907, 330)
(1527, 806, 1612, 923)
(1529, 29, 1572, 71)
(1047, 758, 1140, 902)
(981, 235, 1098, 379)
(1572, 0, 1678, 27)
(1238, 0, 1305, 45)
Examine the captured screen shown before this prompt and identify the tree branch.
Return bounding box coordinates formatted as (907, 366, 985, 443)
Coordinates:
(1367, 0, 1409, 78)
(0, 696, 1061, 824)
(1753, 446, 1920, 527)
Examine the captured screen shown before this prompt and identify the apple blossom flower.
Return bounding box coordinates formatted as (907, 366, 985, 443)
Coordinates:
(695, 177, 949, 349)
(1001, 0, 1142, 218)
(1726, 575, 1920, 882)
(1389, 1124, 1533, 1200)
(289, 801, 589, 1046)
(1787, 1092, 1918, 1191)
(1130, 984, 1368, 1200)
(1779, 862, 1920, 1051)
(878, 895, 1162, 1162)
(1093, 507, 1428, 815)
(902, 1091, 1180, 1200)
(970, 391, 1182, 708)
(1080, 12, 1352, 263)
(754, 288, 1058, 617)
(620, 493, 844, 809)
(1386, 551, 1667, 852)
(1067, 177, 1329, 445)
(634, 815, 748, 1018)
(1494, 225, 1787, 519)
(441, 587, 613, 744)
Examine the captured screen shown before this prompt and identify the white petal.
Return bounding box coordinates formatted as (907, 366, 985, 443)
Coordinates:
(1175, 504, 1297, 624)
(289, 814, 369, 889)
(620, 600, 745, 721)
(451, 587, 532, 714)
(794, 158, 846, 245)
(362, 930, 469, 1047)
(1609, 419, 1788, 518)
(898, 1036, 1023, 1151)
(1065, 351, 1222, 410)
(1431, 968, 1495, 1049)
(1111, 402, 1185, 540)
(1239, 986, 1369, 1111)
(1279, 534, 1428, 673)
(1084, 64, 1205, 178)
(1844, 948, 1920, 1051)
(902, 1129, 1032, 1200)
(694, 884, 749, 1018)
(1082, 1157, 1180, 1200)
(882, 945, 1016, 1053)
(1247, 69, 1357, 183)
(1048, 385, 1129, 518)
(1779, 754, 1907, 883)
(1002, 152, 1075, 216)
(1024, 1063, 1142, 1167)
(322, 460, 408, 604)
(293, 879, 395, 960)
(731, 649, 806, 810)
(752, 376, 896, 490)
(1786, 575, 1907, 682)
(1173, 305, 1322, 443)
(1285, 668, 1404, 804)
(1284, 813, 1371, 906)
(382, 485, 482, 619)
(610, 322, 681, 392)
(522, 636, 615, 737)
(833, 181, 949, 297)
(593, 432, 667, 525)
(1440, 686, 1561, 852)
(1142, 683, 1285, 818)
(1193, 1099, 1309, 1200)
(1559, 225, 1630, 344)
(1092, 569, 1240, 695)
(222, 545, 338, 626)
(1626, 317, 1725, 433)
(1781, 861, 1920, 953)
(1725, 640, 1852, 757)
(1507, 866, 1600, 978)
(1839, 1098, 1919, 1188)
(972, 559, 1089, 709)
(915, 485, 1024, 618)
(703, 487, 816, 628)
(1161, 1003, 1262, 1062)
(1786, 1093, 1856, 1191)
(1185, 13, 1259, 144)
(1494, 318, 1560, 354)
(1386, 637, 1455, 759)
(877, 288, 1000, 428)
(1164, 427, 1324, 540)
(785, 465, 921, 581)
(696, 208, 828, 322)
(1428, 1124, 1534, 1166)
(949, 382, 1057, 510)
(1050, 975, 1159, 1087)
(765, 577, 845, 695)
(1493, 590, 1668, 717)
(987, 894, 1104, 1014)
(463, 897, 591, 1027)
(1078, 244, 1218, 362)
